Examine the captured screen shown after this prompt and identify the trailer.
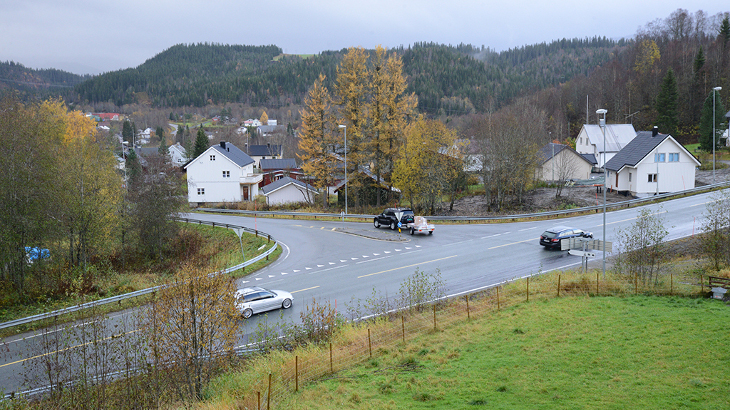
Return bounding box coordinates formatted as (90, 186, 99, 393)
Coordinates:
(409, 216, 435, 235)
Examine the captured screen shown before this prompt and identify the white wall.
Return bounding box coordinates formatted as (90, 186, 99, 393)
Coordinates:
(187, 149, 243, 203)
(612, 138, 697, 197)
(539, 150, 592, 181)
(266, 184, 314, 205)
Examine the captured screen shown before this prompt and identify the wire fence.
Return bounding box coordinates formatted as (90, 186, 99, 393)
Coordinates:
(229, 269, 707, 409)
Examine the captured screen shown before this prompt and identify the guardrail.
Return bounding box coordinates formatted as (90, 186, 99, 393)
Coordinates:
(0, 218, 278, 331)
(200, 181, 730, 222)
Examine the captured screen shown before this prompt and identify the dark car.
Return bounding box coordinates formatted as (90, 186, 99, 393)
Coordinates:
(373, 207, 415, 230)
(539, 226, 593, 250)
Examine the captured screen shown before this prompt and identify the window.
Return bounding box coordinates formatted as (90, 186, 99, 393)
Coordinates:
(197, 188, 205, 195)
(669, 153, 679, 162)
(629, 172, 632, 182)
(648, 174, 658, 183)
(210, 154, 216, 161)
(222, 170, 230, 178)
(654, 153, 665, 162)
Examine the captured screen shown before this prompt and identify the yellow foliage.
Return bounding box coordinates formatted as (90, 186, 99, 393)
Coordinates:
(634, 39, 660, 75)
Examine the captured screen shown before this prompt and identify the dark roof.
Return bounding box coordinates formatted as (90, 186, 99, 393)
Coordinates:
(581, 153, 597, 165)
(537, 143, 593, 166)
(257, 125, 285, 134)
(261, 176, 316, 194)
(604, 131, 667, 172)
(211, 141, 254, 167)
(537, 143, 567, 163)
(248, 144, 282, 156)
(260, 158, 297, 170)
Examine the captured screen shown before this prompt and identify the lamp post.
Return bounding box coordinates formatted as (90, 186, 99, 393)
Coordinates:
(713, 86, 722, 184)
(338, 124, 347, 215)
(596, 108, 607, 277)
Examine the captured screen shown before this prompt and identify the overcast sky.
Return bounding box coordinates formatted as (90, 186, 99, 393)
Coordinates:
(1, 1, 727, 75)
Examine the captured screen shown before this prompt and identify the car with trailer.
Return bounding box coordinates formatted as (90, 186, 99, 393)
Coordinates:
(539, 226, 592, 250)
(373, 207, 415, 230)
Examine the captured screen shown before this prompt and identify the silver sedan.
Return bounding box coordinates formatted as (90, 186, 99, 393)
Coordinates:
(235, 286, 294, 319)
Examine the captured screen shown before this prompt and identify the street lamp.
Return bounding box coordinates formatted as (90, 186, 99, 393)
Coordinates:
(338, 124, 347, 215)
(596, 108, 607, 277)
(713, 86, 722, 184)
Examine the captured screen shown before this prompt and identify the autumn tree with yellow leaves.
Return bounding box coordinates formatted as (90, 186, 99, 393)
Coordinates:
(393, 118, 460, 214)
(298, 46, 418, 209)
(298, 74, 336, 207)
(0, 96, 124, 296)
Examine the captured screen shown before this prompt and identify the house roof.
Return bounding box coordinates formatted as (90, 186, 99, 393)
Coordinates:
(538, 143, 593, 166)
(538, 143, 567, 163)
(604, 130, 700, 172)
(583, 124, 637, 153)
(260, 158, 297, 170)
(183, 141, 255, 169)
(261, 176, 317, 195)
(581, 153, 597, 165)
(248, 144, 282, 156)
(257, 125, 285, 134)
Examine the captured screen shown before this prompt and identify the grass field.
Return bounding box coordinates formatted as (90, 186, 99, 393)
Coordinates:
(289, 296, 728, 409)
(203, 295, 730, 409)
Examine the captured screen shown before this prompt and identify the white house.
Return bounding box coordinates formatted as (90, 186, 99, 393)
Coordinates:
(536, 143, 594, 182)
(185, 141, 263, 204)
(168, 143, 188, 165)
(260, 176, 317, 205)
(575, 124, 637, 169)
(604, 127, 701, 198)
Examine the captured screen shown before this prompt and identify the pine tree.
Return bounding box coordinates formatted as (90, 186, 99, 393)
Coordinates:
(260, 110, 268, 125)
(297, 74, 336, 207)
(699, 89, 726, 152)
(656, 68, 678, 137)
(122, 120, 133, 144)
(193, 127, 209, 159)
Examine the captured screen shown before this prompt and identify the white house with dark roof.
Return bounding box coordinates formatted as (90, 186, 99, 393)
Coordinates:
(261, 176, 317, 205)
(184, 141, 263, 204)
(604, 127, 700, 198)
(575, 124, 637, 169)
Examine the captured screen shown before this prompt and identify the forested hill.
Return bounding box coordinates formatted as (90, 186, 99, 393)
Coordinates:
(0, 61, 88, 100)
(70, 39, 624, 113)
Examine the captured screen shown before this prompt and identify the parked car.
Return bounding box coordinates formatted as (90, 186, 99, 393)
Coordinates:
(539, 226, 593, 250)
(373, 207, 415, 230)
(235, 286, 293, 319)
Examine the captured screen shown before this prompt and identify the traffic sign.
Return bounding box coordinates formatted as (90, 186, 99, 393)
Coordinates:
(562, 238, 612, 252)
(569, 250, 596, 258)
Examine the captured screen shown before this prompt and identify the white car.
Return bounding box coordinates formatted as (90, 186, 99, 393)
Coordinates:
(235, 286, 293, 319)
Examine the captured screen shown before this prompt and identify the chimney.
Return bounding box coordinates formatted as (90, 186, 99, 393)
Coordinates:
(220, 141, 226, 149)
(652, 126, 658, 137)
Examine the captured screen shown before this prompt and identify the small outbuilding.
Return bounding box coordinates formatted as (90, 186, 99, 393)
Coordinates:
(261, 176, 318, 205)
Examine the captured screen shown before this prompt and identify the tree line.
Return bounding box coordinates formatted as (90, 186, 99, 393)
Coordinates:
(0, 94, 185, 303)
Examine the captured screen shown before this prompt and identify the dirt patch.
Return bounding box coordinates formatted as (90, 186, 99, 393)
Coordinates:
(440, 167, 729, 217)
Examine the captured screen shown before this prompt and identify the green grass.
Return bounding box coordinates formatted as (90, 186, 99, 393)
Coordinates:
(214, 295, 730, 409)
